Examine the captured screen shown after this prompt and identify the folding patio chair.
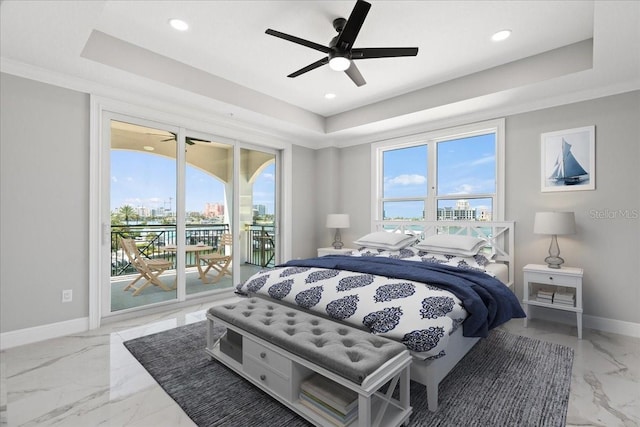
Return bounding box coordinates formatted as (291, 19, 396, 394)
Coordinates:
(199, 233, 233, 283)
(120, 237, 174, 296)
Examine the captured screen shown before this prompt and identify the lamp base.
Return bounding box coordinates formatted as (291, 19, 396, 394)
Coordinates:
(544, 255, 564, 269)
(544, 234, 564, 268)
(332, 229, 343, 249)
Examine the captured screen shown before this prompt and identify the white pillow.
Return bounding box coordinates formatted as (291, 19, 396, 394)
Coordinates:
(353, 231, 416, 251)
(418, 252, 491, 271)
(414, 234, 486, 256)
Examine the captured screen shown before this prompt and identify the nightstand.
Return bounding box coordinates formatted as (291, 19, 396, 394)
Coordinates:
(317, 247, 354, 257)
(523, 263, 584, 339)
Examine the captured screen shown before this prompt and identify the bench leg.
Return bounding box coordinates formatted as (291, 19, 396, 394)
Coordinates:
(358, 394, 371, 427)
(427, 381, 439, 412)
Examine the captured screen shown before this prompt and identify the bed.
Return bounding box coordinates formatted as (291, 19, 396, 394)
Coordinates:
(235, 220, 524, 411)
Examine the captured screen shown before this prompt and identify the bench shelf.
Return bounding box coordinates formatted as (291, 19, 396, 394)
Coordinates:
(205, 303, 412, 427)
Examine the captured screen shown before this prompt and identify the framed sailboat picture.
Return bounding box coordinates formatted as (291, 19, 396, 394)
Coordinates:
(541, 125, 595, 192)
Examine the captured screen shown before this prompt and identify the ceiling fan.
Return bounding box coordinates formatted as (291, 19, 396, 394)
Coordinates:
(160, 132, 210, 145)
(265, 0, 418, 87)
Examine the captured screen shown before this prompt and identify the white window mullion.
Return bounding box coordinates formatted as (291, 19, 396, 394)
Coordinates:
(426, 140, 437, 221)
(175, 128, 187, 301)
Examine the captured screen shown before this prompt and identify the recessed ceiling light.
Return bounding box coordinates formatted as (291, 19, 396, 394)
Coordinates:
(169, 19, 189, 31)
(143, 146, 155, 151)
(324, 93, 336, 100)
(491, 30, 511, 42)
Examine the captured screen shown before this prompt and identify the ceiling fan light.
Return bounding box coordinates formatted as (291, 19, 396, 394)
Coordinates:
(329, 56, 351, 71)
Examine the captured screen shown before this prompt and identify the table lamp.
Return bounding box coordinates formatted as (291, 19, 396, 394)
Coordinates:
(326, 214, 350, 249)
(534, 211, 576, 269)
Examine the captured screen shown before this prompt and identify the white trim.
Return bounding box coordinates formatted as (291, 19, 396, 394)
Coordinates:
(89, 96, 292, 328)
(370, 118, 505, 223)
(584, 315, 640, 339)
(0, 58, 306, 149)
(527, 308, 640, 339)
(0, 318, 89, 350)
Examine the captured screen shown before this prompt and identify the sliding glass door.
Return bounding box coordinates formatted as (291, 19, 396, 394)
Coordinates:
(109, 120, 178, 312)
(239, 147, 277, 283)
(102, 113, 279, 318)
(184, 133, 234, 295)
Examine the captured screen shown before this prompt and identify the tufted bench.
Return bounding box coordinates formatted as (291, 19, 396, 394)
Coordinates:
(209, 297, 407, 384)
(206, 297, 413, 427)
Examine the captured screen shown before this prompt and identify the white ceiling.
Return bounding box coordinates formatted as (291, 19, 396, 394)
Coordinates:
(1, 1, 639, 148)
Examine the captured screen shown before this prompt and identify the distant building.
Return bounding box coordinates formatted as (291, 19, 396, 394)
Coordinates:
(254, 204, 267, 216)
(135, 206, 150, 218)
(204, 202, 224, 218)
(437, 200, 477, 220)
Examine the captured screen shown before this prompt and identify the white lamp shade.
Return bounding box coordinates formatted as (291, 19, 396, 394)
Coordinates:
(326, 214, 350, 229)
(534, 212, 576, 235)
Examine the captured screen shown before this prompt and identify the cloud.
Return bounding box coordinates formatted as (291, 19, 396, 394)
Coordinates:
(470, 155, 495, 166)
(450, 184, 475, 194)
(386, 174, 427, 186)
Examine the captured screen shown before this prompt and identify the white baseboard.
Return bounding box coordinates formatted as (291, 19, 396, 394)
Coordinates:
(528, 306, 640, 338)
(0, 317, 89, 350)
(583, 314, 640, 338)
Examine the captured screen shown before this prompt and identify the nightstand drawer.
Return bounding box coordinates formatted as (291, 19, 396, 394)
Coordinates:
(525, 271, 580, 286)
(244, 338, 292, 377)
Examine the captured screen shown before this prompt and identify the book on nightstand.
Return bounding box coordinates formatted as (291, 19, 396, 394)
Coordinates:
(553, 289, 576, 307)
(536, 289, 554, 303)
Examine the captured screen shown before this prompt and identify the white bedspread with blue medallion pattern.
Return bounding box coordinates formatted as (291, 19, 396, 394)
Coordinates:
(236, 247, 504, 359)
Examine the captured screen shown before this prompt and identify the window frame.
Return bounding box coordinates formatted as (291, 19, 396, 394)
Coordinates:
(371, 118, 505, 223)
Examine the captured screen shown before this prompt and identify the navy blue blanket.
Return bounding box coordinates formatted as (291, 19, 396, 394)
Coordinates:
(281, 255, 525, 338)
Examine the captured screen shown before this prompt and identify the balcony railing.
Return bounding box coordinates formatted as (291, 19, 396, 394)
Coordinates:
(111, 223, 276, 276)
(111, 224, 229, 276)
(246, 224, 275, 268)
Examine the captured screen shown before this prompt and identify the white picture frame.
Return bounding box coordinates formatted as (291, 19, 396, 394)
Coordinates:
(541, 125, 595, 192)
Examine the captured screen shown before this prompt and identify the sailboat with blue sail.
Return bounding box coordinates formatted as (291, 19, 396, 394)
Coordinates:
(548, 139, 588, 185)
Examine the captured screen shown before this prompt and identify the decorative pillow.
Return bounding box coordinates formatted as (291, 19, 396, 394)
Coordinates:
(416, 251, 492, 271)
(353, 231, 417, 251)
(414, 234, 486, 256)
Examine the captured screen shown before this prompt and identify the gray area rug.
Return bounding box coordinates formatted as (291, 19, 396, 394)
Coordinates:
(124, 321, 573, 427)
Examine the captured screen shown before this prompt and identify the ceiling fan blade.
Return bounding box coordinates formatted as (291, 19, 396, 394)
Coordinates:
(351, 47, 419, 59)
(186, 137, 211, 145)
(288, 57, 329, 78)
(345, 62, 366, 87)
(335, 0, 371, 51)
(265, 29, 331, 54)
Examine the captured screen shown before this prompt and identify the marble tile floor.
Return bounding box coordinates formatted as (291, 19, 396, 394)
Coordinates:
(1, 301, 638, 427)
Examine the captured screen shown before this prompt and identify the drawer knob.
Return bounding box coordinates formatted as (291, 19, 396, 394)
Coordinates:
(549, 276, 553, 280)
(260, 352, 266, 359)
(260, 374, 266, 381)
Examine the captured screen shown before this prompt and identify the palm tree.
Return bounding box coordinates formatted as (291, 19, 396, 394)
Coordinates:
(118, 205, 138, 225)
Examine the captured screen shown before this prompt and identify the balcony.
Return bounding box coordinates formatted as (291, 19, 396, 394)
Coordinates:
(110, 223, 275, 311)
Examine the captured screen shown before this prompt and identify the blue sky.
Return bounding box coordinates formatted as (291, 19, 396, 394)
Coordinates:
(383, 134, 495, 215)
(111, 151, 275, 214)
(112, 133, 493, 218)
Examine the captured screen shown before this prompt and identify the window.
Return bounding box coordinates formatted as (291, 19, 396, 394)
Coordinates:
(373, 119, 505, 222)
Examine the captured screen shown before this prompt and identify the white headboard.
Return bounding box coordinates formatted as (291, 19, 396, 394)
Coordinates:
(371, 220, 515, 287)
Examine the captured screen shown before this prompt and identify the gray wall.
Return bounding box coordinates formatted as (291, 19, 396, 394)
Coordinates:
(1, 71, 637, 334)
(1, 73, 90, 332)
(338, 91, 640, 326)
(506, 91, 640, 324)
(290, 144, 317, 260)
